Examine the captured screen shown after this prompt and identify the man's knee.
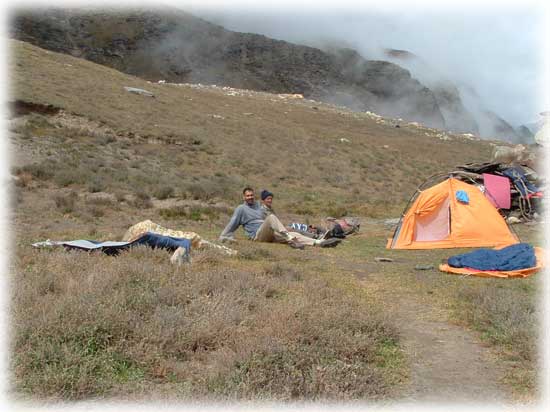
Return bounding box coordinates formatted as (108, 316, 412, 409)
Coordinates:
(265, 214, 284, 227)
(265, 214, 276, 223)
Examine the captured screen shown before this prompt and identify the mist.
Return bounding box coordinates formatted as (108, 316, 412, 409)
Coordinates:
(172, 2, 545, 132)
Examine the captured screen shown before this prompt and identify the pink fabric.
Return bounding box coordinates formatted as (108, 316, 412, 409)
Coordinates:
(483, 173, 511, 209)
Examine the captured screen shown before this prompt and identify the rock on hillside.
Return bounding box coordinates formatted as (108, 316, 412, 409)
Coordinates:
(515, 125, 534, 143)
(12, 6, 450, 129)
(431, 83, 479, 135)
(383, 48, 477, 135)
(328, 47, 444, 128)
(479, 111, 521, 143)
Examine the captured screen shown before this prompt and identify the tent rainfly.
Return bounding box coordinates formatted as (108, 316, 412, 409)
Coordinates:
(387, 177, 519, 249)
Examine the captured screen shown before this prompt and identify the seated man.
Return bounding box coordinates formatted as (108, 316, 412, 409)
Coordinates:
(260, 189, 275, 217)
(219, 187, 340, 249)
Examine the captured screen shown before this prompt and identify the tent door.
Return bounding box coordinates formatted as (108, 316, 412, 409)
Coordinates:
(414, 197, 450, 241)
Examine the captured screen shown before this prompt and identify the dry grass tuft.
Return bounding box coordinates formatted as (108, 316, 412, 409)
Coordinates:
(11, 245, 401, 401)
(455, 281, 538, 360)
(53, 191, 78, 214)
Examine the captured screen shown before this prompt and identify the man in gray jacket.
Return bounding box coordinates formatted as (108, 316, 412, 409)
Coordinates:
(219, 187, 340, 248)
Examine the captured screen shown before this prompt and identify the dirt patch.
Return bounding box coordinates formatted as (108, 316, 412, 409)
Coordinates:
(348, 258, 512, 404)
(388, 293, 509, 403)
(9, 100, 61, 117)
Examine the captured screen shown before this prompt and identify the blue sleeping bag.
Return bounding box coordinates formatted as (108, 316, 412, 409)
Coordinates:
(447, 243, 535, 271)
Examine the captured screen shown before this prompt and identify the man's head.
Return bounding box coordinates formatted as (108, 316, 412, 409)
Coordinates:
(242, 187, 255, 205)
(261, 190, 273, 208)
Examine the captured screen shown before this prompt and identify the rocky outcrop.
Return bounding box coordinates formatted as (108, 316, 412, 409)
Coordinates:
(479, 111, 521, 142)
(431, 83, 479, 134)
(516, 125, 534, 143)
(383, 48, 479, 135)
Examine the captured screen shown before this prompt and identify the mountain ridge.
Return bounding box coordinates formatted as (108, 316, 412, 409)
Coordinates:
(11, 6, 476, 135)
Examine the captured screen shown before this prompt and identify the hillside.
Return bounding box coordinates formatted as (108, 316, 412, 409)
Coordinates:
(12, 7, 479, 132)
(8, 39, 495, 217)
(7, 39, 541, 403)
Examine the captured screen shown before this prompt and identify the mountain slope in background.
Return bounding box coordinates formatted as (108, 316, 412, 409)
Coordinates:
(9, 38, 496, 215)
(383, 48, 531, 143)
(11, 6, 474, 134)
(11, 6, 531, 143)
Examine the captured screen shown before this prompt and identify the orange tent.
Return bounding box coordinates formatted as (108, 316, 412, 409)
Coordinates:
(387, 177, 518, 249)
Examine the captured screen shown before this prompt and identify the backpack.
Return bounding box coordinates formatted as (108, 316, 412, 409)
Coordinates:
(324, 217, 360, 239)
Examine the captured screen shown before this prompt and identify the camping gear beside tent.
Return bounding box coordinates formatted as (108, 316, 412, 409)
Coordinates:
(501, 167, 543, 219)
(387, 177, 518, 249)
(325, 217, 361, 239)
(32, 232, 192, 259)
(439, 246, 544, 278)
(482, 173, 511, 209)
(456, 162, 544, 221)
(287, 217, 361, 240)
(501, 167, 541, 198)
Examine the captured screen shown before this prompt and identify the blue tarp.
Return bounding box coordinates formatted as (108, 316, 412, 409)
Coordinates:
(447, 243, 536, 271)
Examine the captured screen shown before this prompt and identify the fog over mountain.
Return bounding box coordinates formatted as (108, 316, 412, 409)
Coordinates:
(178, 1, 546, 131)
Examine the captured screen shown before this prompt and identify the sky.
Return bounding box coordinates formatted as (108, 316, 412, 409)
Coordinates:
(166, 0, 548, 130)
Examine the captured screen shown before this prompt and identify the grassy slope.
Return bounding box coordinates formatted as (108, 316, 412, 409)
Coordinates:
(9, 39, 494, 216)
(8, 39, 541, 402)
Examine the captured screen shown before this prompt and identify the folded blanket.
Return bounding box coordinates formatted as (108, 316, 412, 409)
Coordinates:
(447, 243, 535, 271)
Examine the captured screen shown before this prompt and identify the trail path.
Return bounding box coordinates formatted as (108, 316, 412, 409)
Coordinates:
(348, 263, 511, 403)
(383, 290, 509, 403)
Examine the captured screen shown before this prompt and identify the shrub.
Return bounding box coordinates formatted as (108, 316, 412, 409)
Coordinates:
(263, 262, 302, 281)
(153, 185, 174, 200)
(182, 176, 245, 202)
(14, 172, 33, 188)
(159, 205, 223, 221)
(54, 170, 78, 187)
(323, 203, 349, 218)
(10, 185, 23, 207)
(86, 196, 114, 207)
(114, 192, 126, 202)
(16, 163, 54, 181)
(87, 206, 105, 218)
(54, 191, 78, 214)
(237, 244, 274, 261)
(87, 178, 106, 193)
(159, 206, 187, 219)
(131, 191, 152, 208)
